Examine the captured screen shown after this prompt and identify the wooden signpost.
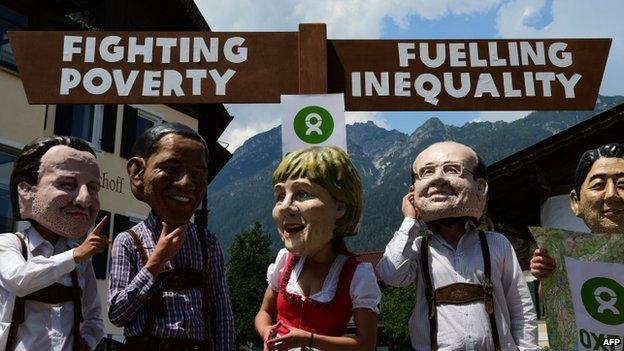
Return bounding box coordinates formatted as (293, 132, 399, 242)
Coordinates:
(8, 24, 611, 110)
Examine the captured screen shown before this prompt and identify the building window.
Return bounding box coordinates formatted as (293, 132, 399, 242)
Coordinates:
(0, 4, 27, 71)
(0, 150, 17, 233)
(120, 105, 161, 159)
(54, 104, 117, 153)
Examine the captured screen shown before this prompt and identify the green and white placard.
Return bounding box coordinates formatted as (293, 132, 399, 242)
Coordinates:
(280, 94, 346, 156)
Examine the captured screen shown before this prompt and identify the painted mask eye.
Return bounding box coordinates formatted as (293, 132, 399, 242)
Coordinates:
(295, 191, 314, 201)
(275, 193, 285, 203)
(418, 166, 436, 178)
(442, 163, 462, 176)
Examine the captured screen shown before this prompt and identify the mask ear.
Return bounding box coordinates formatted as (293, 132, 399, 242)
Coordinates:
(127, 157, 146, 202)
(476, 178, 489, 197)
(17, 181, 36, 218)
(335, 201, 347, 220)
(570, 189, 581, 216)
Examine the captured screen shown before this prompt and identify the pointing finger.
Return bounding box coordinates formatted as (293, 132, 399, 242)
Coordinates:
(91, 216, 108, 236)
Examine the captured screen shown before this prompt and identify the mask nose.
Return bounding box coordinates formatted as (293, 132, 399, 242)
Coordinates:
(175, 172, 196, 192)
(74, 184, 92, 208)
(277, 194, 298, 217)
(604, 179, 622, 203)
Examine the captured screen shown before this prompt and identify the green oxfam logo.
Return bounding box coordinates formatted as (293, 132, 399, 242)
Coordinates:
(293, 105, 334, 144)
(581, 277, 624, 325)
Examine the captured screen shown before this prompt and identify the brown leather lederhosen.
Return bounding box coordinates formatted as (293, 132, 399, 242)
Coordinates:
(5, 233, 83, 351)
(420, 230, 501, 351)
(124, 228, 213, 351)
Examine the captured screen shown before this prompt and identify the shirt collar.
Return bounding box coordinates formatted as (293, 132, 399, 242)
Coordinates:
(25, 225, 71, 252)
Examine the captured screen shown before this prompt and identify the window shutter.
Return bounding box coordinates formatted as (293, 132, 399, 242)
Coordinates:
(54, 104, 73, 136)
(100, 105, 117, 153)
(120, 105, 138, 159)
(113, 213, 130, 241)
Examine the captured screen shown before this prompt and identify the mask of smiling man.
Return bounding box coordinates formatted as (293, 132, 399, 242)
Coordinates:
(411, 141, 488, 223)
(570, 143, 624, 233)
(13, 137, 101, 238)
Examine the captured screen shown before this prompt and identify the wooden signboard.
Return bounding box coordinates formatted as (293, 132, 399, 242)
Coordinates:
(8, 25, 611, 110)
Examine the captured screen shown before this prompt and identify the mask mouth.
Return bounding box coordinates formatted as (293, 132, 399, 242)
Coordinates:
(282, 223, 306, 238)
(603, 207, 624, 217)
(165, 193, 194, 204)
(65, 208, 90, 221)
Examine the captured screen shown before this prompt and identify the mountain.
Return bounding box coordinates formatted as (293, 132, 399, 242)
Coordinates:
(207, 95, 624, 254)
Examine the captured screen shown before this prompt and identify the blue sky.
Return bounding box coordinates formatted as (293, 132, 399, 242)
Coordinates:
(195, 0, 624, 148)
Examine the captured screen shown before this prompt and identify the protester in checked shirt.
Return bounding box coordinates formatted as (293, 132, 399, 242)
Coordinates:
(108, 123, 234, 351)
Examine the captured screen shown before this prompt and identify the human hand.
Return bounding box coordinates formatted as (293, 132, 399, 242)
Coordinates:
(73, 216, 110, 263)
(402, 193, 420, 220)
(530, 248, 555, 279)
(266, 322, 312, 351)
(145, 222, 187, 275)
(261, 322, 280, 351)
(76, 335, 91, 351)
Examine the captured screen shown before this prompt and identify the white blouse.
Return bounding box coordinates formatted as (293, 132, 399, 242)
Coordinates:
(267, 248, 381, 313)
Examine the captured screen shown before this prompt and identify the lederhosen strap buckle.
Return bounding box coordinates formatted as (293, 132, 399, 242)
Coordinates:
(421, 230, 502, 351)
(434, 282, 487, 304)
(126, 228, 213, 351)
(6, 233, 83, 351)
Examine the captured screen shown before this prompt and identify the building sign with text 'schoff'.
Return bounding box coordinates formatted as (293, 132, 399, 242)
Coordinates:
(8, 31, 610, 111)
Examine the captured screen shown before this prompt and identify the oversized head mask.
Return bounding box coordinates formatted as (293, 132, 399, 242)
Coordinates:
(570, 151, 624, 233)
(18, 145, 101, 238)
(411, 141, 488, 222)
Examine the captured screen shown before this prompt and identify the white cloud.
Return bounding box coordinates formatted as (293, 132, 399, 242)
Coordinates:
(346, 111, 390, 129)
(195, 0, 500, 38)
(218, 104, 281, 151)
(495, 0, 624, 97)
(472, 110, 532, 122)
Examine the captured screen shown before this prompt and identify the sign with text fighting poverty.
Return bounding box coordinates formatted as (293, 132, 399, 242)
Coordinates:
(8, 31, 299, 104)
(281, 94, 346, 156)
(531, 227, 624, 351)
(8, 31, 610, 110)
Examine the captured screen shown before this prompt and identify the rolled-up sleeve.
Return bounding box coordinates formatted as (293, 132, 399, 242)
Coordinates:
(0, 234, 77, 297)
(107, 232, 158, 327)
(376, 218, 422, 287)
(501, 239, 539, 351)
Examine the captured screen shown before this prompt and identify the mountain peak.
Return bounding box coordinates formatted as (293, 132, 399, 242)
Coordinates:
(419, 117, 445, 131)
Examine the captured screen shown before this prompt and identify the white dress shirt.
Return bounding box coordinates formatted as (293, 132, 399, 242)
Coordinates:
(377, 218, 539, 351)
(0, 226, 104, 351)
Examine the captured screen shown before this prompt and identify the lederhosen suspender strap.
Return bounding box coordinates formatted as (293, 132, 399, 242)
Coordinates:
(478, 230, 500, 351)
(127, 228, 213, 350)
(421, 230, 501, 351)
(6, 233, 83, 351)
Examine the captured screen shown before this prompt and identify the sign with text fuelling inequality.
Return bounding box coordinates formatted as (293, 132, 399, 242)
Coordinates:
(8, 30, 611, 110)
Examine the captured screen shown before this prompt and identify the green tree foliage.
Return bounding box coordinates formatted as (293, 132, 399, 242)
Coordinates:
(226, 222, 273, 349)
(380, 284, 416, 351)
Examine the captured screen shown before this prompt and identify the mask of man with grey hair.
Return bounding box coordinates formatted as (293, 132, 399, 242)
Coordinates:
(411, 141, 488, 223)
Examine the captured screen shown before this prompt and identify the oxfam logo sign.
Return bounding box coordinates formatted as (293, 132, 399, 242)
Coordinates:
(293, 105, 334, 144)
(581, 277, 624, 325)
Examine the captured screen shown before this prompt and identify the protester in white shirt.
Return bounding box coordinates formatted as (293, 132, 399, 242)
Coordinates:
(377, 141, 539, 351)
(0, 136, 109, 351)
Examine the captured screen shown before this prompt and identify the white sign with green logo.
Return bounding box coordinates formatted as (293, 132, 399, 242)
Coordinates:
(531, 227, 624, 351)
(566, 258, 624, 350)
(280, 94, 346, 156)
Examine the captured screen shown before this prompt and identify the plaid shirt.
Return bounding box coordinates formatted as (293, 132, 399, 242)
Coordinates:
(108, 212, 234, 350)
